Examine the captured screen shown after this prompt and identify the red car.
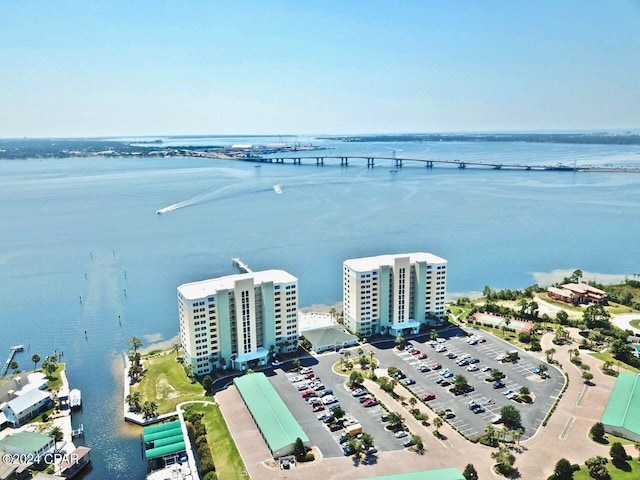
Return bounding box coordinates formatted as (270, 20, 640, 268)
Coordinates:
(411, 349, 421, 355)
(420, 392, 436, 401)
(312, 404, 325, 412)
(362, 399, 378, 407)
(417, 353, 428, 359)
(304, 372, 315, 379)
(430, 363, 442, 370)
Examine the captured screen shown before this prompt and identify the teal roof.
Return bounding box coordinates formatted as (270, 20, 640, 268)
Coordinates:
(362, 467, 465, 480)
(143, 425, 182, 442)
(143, 420, 181, 435)
(0, 431, 53, 452)
(601, 373, 640, 435)
(234, 372, 308, 454)
(144, 441, 186, 460)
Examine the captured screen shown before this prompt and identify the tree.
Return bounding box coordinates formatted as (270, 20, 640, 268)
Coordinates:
(519, 386, 530, 396)
(293, 358, 301, 370)
(545, 348, 556, 363)
(483, 424, 499, 447)
(463, 463, 479, 480)
(31, 354, 41, 371)
(433, 416, 443, 436)
(358, 432, 374, 453)
(556, 309, 569, 325)
(585, 456, 609, 480)
(141, 401, 158, 419)
(49, 426, 64, 444)
(500, 405, 522, 428)
(583, 304, 611, 330)
(331, 406, 345, 420)
(409, 397, 417, 410)
(503, 318, 511, 337)
(126, 336, 143, 354)
(125, 392, 141, 412)
(349, 370, 364, 386)
(582, 371, 594, 384)
(610, 442, 629, 464)
(394, 336, 405, 349)
(492, 447, 516, 475)
(570, 269, 583, 283)
(611, 339, 633, 362)
(453, 374, 469, 394)
(293, 437, 306, 461)
(388, 412, 404, 430)
(410, 434, 423, 451)
(537, 363, 548, 378)
(41, 357, 58, 378)
(590, 422, 606, 441)
(202, 375, 214, 393)
(553, 458, 574, 480)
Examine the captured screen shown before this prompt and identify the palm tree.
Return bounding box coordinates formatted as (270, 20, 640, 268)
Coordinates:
(503, 318, 511, 337)
(512, 428, 523, 445)
(126, 336, 143, 354)
(357, 347, 364, 358)
(142, 401, 158, 419)
(125, 392, 142, 412)
(50, 426, 64, 446)
(433, 416, 443, 436)
(411, 434, 424, 451)
(31, 353, 41, 372)
(388, 412, 404, 430)
(545, 348, 556, 363)
(483, 424, 498, 446)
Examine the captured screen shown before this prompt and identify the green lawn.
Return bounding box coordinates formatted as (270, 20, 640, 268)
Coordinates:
(131, 351, 207, 414)
(44, 363, 65, 391)
(186, 403, 248, 480)
(630, 319, 640, 329)
(589, 352, 640, 374)
(573, 458, 639, 480)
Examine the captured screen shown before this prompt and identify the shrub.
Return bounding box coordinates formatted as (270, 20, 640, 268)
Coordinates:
(590, 422, 605, 441)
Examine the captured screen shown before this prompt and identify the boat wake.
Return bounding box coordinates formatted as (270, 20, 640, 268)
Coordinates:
(156, 184, 274, 214)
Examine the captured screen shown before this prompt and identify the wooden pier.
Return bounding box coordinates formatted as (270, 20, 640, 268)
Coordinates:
(232, 258, 253, 273)
(0, 345, 24, 378)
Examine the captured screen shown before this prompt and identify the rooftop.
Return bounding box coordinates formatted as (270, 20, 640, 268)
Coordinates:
(363, 467, 465, 480)
(234, 372, 308, 454)
(302, 325, 359, 348)
(178, 269, 297, 300)
(344, 252, 447, 272)
(601, 373, 640, 435)
(5, 388, 51, 414)
(0, 431, 53, 452)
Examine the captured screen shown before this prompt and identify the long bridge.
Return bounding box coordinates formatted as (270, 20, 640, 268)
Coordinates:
(240, 155, 639, 172)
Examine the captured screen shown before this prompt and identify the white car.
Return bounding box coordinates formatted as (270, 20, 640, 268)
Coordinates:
(290, 375, 303, 383)
(435, 345, 446, 353)
(467, 365, 479, 372)
(482, 366, 492, 372)
(506, 392, 518, 400)
(322, 395, 338, 405)
(460, 353, 471, 360)
(300, 367, 313, 374)
(394, 430, 408, 438)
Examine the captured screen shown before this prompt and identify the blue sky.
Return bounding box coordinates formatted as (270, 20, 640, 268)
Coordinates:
(1, 1, 639, 137)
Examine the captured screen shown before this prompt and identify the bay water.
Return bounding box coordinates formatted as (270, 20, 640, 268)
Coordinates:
(0, 136, 639, 479)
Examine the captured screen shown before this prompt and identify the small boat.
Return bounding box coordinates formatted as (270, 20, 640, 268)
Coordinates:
(273, 184, 283, 194)
(70, 389, 82, 409)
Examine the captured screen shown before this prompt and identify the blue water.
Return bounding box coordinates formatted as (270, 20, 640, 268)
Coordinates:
(1, 137, 639, 479)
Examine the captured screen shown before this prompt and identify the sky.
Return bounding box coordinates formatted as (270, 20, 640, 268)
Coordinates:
(1, 1, 639, 137)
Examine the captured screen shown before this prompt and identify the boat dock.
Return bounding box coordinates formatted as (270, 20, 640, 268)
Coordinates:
(232, 258, 253, 273)
(70, 389, 82, 410)
(0, 345, 24, 378)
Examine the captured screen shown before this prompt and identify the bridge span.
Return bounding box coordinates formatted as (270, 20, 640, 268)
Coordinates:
(240, 155, 639, 172)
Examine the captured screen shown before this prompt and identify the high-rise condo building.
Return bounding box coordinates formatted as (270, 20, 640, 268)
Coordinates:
(178, 270, 298, 375)
(343, 253, 447, 337)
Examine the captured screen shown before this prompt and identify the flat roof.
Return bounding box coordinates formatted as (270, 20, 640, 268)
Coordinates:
(601, 373, 640, 435)
(344, 252, 447, 272)
(362, 467, 465, 480)
(0, 431, 52, 452)
(234, 372, 308, 454)
(178, 269, 297, 300)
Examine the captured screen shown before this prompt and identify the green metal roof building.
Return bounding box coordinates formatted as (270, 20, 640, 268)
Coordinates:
(362, 467, 465, 480)
(601, 373, 640, 442)
(0, 431, 54, 459)
(142, 420, 186, 461)
(302, 325, 359, 353)
(234, 372, 309, 458)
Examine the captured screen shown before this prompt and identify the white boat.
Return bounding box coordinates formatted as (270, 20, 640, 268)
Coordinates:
(70, 389, 82, 409)
(273, 184, 283, 194)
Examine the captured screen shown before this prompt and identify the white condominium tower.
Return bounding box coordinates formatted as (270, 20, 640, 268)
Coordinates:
(178, 270, 298, 375)
(343, 253, 448, 337)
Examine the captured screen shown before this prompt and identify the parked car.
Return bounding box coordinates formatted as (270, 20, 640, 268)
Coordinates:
(444, 409, 455, 419)
(359, 395, 372, 404)
(312, 404, 325, 412)
(320, 389, 333, 397)
(304, 372, 315, 379)
(493, 380, 505, 389)
(447, 352, 457, 359)
(469, 358, 480, 364)
(402, 378, 416, 386)
(457, 359, 469, 366)
(300, 367, 313, 374)
(418, 364, 430, 372)
(411, 349, 421, 355)
(365, 446, 378, 455)
(417, 353, 428, 359)
(482, 365, 492, 372)
(403, 438, 415, 447)
(430, 363, 442, 370)
(381, 414, 389, 422)
(421, 392, 436, 401)
(506, 391, 518, 400)
(394, 430, 408, 438)
(440, 380, 451, 386)
(290, 375, 303, 383)
(362, 399, 377, 407)
(329, 422, 342, 431)
(467, 365, 479, 372)
(352, 388, 367, 397)
(442, 371, 454, 378)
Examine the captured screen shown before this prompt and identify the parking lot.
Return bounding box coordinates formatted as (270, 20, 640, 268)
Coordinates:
(367, 327, 564, 441)
(264, 325, 562, 461)
(269, 352, 412, 458)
